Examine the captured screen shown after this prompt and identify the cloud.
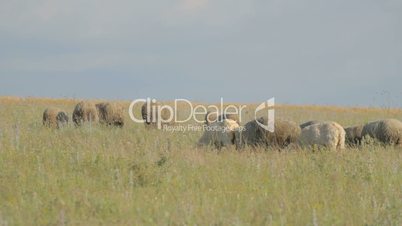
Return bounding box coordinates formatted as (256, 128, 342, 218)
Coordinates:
(179, 0, 209, 11)
(0, 0, 401, 106)
(0, 51, 161, 73)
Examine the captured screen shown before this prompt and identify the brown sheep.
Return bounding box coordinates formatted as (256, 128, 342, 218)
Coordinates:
(361, 119, 402, 146)
(96, 102, 124, 127)
(43, 108, 69, 129)
(236, 117, 301, 149)
(72, 101, 99, 126)
(344, 125, 363, 146)
(141, 101, 172, 128)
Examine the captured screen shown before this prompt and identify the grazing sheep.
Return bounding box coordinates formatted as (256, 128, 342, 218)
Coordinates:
(300, 120, 321, 129)
(235, 119, 259, 148)
(218, 113, 239, 124)
(72, 101, 99, 126)
(361, 119, 402, 146)
(299, 122, 346, 150)
(344, 125, 363, 146)
(205, 111, 219, 125)
(43, 108, 69, 129)
(141, 101, 172, 127)
(236, 117, 301, 149)
(96, 102, 124, 127)
(198, 119, 240, 149)
(205, 111, 239, 125)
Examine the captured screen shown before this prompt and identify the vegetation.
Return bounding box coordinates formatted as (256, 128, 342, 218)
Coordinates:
(0, 97, 401, 225)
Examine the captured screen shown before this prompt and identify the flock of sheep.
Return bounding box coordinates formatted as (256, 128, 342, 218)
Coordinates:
(198, 113, 402, 150)
(43, 101, 402, 150)
(42, 101, 124, 129)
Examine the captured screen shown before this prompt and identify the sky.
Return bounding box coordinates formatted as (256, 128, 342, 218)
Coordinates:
(0, 0, 401, 107)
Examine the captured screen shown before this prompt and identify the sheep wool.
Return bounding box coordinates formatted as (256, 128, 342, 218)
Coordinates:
(43, 108, 69, 129)
(300, 120, 321, 129)
(198, 119, 240, 149)
(72, 101, 99, 126)
(96, 102, 125, 127)
(141, 101, 173, 127)
(236, 117, 301, 149)
(361, 119, 402, 146)
(345, 125, 363, 146)
(299, 121, 346, 150)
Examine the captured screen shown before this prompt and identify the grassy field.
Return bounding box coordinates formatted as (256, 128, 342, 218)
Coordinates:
(0, 97, 401, 225)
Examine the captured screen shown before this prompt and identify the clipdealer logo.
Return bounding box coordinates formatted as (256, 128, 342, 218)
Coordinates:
(128, 98, 275, 131)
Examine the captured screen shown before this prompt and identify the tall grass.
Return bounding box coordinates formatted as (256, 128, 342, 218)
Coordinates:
(0, 97, 401, 225)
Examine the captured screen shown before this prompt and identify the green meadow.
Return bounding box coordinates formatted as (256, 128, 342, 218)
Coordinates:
(0, 97, 401, 225)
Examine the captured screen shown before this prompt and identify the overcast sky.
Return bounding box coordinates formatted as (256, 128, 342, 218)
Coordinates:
(0, 0, 401, 107)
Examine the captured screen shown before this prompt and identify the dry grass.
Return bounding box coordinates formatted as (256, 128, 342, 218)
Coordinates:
(0, 97, 401, 225)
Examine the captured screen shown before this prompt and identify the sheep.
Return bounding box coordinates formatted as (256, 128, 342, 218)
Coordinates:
(43, 108, 69, 129)
(344, 125, 363, 146)
(141, 101, 173, 128)
(299, 121, 346, 150)
(300, 120, 321, 129)
(218, 113, 239, 124)
(205, 111, 239, 125)
(96, 102, 124, 127)
(361, 119, 402, 146)
(72, 101, 99, 126)
(204, 111, 218, 125)
(236, 117, 301, 149)
(235, 119, 260, 149)
(198, 119, 240, 149)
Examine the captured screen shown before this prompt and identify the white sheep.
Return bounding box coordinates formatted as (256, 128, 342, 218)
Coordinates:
(299, 121, 346, 150)
(198, 119, 240, 149)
